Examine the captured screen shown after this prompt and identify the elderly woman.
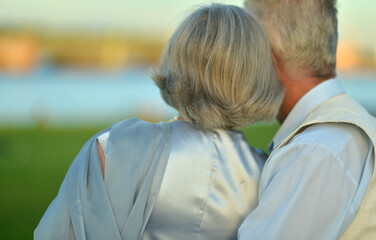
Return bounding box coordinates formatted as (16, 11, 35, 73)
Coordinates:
(35, 4, 283, 240)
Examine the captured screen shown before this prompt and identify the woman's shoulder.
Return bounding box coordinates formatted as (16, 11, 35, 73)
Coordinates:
(167, 120, 264, 156)
(102, 117, 170, 139)
(97, 118, 171, 155)
(111, 118, 169, 135)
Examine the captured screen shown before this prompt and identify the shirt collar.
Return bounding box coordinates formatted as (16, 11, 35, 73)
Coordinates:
(269, 78, 345, 152)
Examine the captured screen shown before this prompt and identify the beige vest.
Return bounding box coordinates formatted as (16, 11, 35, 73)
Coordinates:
(268, 93, 376, 239)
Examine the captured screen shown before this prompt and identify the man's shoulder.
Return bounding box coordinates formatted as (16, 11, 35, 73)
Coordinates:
(291, 122, 370, 157)
(303, 93, 376, 133)
(268, 122, 371, 186)
(287, 93, 375, 155)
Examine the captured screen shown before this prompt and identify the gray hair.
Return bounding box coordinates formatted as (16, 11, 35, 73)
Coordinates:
(244, 0, 338, 78)
(152, 4, 284, 130)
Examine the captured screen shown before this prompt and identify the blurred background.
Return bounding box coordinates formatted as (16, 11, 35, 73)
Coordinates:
(0, 0, 375, 238)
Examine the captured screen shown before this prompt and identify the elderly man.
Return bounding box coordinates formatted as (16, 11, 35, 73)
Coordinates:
(239, 0, 376, 239)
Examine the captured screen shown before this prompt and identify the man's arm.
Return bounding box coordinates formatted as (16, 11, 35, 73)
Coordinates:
(238, 141, 361, 240)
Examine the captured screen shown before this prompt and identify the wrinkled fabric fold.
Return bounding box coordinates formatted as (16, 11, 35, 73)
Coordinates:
(35, 119, 172, 240)
(142, 121, 265, 240)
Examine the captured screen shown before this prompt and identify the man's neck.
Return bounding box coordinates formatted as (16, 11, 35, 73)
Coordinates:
(276, 67, 330, 123)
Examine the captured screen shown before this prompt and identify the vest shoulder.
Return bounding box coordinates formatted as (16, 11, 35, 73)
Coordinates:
(305, 94, 376, 125)
(299, 94, 376, 143)
(292, 123, 370, 155)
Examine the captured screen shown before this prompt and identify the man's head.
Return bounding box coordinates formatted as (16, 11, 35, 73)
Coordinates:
(245, 0, 338, 122)
(244, 0, 338, 79)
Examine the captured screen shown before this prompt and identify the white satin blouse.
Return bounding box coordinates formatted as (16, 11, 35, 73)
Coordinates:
(141, 121, 265, 239)
(98, 120, 266, 240)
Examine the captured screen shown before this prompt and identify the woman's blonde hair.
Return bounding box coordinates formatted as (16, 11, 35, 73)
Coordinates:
(152, 3, 284, 129)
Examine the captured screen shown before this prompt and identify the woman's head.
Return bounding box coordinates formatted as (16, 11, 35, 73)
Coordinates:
(153, 4, 284, 129)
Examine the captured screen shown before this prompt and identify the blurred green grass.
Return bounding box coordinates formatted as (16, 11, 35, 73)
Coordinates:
(0, 121, 279, 239)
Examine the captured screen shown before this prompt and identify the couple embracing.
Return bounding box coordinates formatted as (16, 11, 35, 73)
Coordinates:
(35, 1, 376, 239)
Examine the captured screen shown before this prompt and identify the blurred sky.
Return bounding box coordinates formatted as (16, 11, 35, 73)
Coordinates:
(0, 0, 375, 50)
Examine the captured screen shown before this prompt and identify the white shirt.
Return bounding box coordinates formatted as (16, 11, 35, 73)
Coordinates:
(238, 79, 374, 240)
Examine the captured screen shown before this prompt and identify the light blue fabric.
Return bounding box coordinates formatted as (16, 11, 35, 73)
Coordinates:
(270, 78, 345, 150)
(35, 118, 172, 240)
(238, 80, 374, 240)
(141, 121, 266, 240)
(36, 119, 266, 240)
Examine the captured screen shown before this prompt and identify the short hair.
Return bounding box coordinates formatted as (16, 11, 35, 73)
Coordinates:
(152, 4, 284, 130)
(244, 0, 338, 78)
